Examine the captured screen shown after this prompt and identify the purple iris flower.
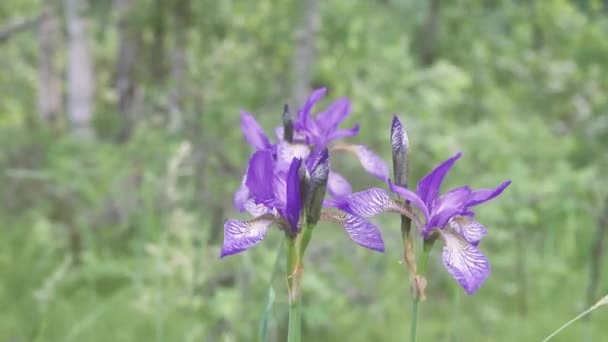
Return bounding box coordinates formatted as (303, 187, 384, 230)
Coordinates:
(222, 149, 385, 257)
(236, 88, 389, 210)
(334, 118, 510, 294)
(221, 150, 302, 257)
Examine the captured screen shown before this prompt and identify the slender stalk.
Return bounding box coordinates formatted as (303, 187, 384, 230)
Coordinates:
(258, 240, 285, 342)
(410, 243, 432, 342)
(286, 238, 302, 342)
(288, 296, 302, 342)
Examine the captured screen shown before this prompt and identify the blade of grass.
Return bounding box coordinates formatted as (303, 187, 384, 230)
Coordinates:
(542, 294, 608, 342)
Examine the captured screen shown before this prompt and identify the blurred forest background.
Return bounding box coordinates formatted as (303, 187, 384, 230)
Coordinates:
(1, 0, 608, 341)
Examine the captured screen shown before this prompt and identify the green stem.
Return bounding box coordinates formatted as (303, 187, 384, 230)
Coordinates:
(288, 296, 301, 342)
(286, 238, 301, 342)
(410, 243, 432, 342)
(299, 223, 314, 258)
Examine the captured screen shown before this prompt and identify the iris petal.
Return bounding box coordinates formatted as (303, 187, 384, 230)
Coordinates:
(449, 216, 487, 246)
(344, 188, 392, 217)
(315, 98, 351, 132)
(440, 227, 491, 295)
(343, 145, 389, 181)
(220, 216, 275, 257)
(285, 158, 302, 233)
(467, 180, 512, 207)
(240, 110, 271, 150)
(343, 214, 385, 252)
(233, 174, 249, 212)
(246, 150, 275, 203)
(417, 152, 462, 205)
(327, 170, 352, 200)
(388, 180, 430, 223)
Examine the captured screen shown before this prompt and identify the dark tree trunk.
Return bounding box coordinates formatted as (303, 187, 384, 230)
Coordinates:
(115, 0, 141, 142)
(416, 0, 441, 66)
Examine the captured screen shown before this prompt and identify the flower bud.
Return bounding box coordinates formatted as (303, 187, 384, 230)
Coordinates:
(306, 148, 329, 226)
(391, 115, 409, 187)
(282, 104, 294, 143)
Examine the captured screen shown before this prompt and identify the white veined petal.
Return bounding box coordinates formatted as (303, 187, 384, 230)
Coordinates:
(220, 217, 275, 257)
(440, 228, 490, 295)
(344, 188, 391, 217)
(448, 216, 487, 246)
(343, 214, 385, 252)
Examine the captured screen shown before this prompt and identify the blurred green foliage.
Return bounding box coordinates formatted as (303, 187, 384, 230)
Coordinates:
(1, 0, 608, 341)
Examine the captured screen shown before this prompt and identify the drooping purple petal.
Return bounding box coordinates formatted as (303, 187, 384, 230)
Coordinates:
(440, 228, 491, 294)
(240, 110, 271, 150)
(449, 216, 487, 246)
(327, 170, 352, 199)
(220, 217, 275, 257)
(315, 98, 351, 132)
(285, 158, 302, 233)
(417, 152, 462, 206)
(246, 150, 275, 203)
(466, 180, 512, 207)
(233, 174, 249, 212)
(349, 145, 389, 181)
(388, 180, 430, 223)
(343, 214, 385, 252)
(343, 188, 392, 217)
(428, 186, 472, 229)
(326, 124, 360, 143)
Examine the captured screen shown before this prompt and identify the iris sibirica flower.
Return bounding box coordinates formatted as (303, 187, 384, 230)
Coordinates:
(222, 144, 385, 258)
(236, 87, 389, 209)
(328, 117, 510, 294)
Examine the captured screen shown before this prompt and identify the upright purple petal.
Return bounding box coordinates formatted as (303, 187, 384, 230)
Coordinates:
(350, 145, 389, 181)
(417, 152, 462, 205)
(428, 186, 472, 229)
(388, 180, 430, 223)
(449, 216, 487, 246)
(439, 228, 490, 294)
(298, 87, 327, 127)
(343, 214, 385, 252)
(246, 150, 275, 203)
(240, 110, 271, 150)
(220, 217, 275, 257)
(466, 180, 511, 207)
(315, 98, 351, 132)
(327, 170, 352, 200)
(285, 158, 302, 233)
(344, 188, 392, 217)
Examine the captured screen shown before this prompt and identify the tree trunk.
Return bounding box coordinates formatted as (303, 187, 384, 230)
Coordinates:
(167, 0, 191, 132)
(416, 0, 441, 66)
(38, 7, 63, 128)
(114, 0, 141, 142)
(65, 0, 95, 138)
(150, 0, 167, 82)
(291, 0, 318, 108)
